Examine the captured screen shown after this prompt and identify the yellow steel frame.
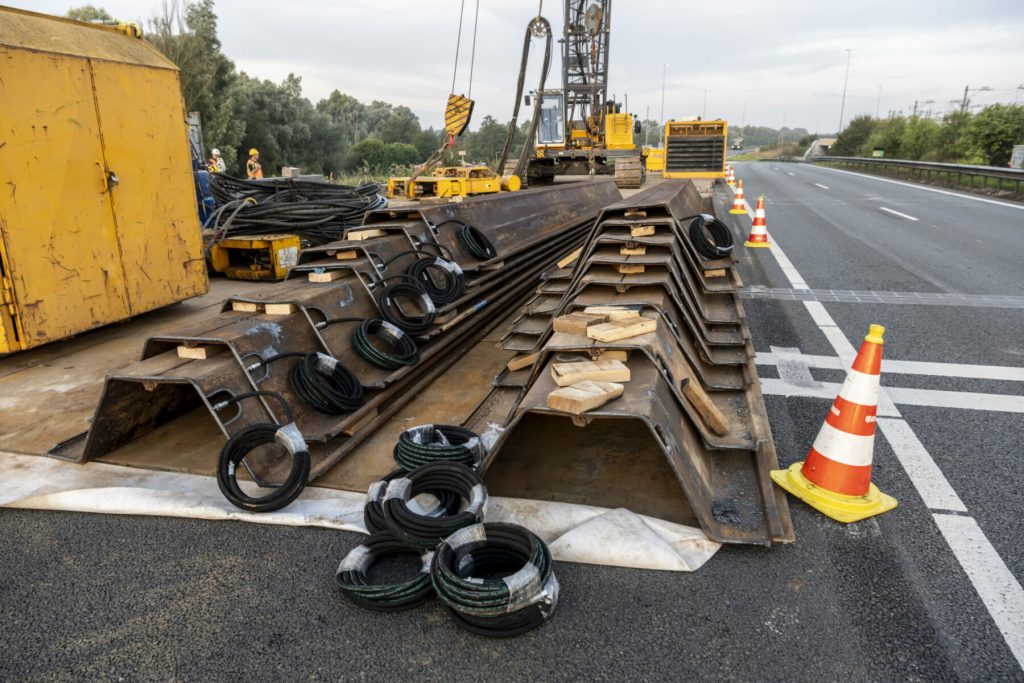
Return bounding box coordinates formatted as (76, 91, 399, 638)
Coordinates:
(663, 119, 728, 179)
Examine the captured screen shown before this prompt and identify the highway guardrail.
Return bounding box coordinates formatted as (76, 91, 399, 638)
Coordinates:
(811, 156, 1024, 196)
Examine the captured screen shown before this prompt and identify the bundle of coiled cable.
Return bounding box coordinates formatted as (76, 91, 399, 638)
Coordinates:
(380, 462, 487, 548)
(432, 523, 559, 637)
(213, 391, 309, 513)
(252, 352, 363, 415)
(317, 317, 420, 371)
(375, 275, 437, 336)
(335, 531, 436, 611)
(364, 468, 462, 534)
(435, 219, 497, 261)
(393, 424, 484, 470)
(406, 253, 465, 305)
(687, 214, 734, 259)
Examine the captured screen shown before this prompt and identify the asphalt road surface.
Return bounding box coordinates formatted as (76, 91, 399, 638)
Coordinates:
(2, 164, 1023, 681)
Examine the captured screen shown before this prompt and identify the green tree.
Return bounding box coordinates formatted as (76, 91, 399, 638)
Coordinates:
(899, 117, 941, 160)
(377, 106, 421, 144)
(66, 5, 112, 21)
(832, 115, 876, 155)
(964, 104, 1024, 167)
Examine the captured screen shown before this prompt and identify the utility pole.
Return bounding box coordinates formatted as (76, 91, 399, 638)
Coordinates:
(960, 85, 969, 114)
(838, 49, 851, 133)
(913, 100, 918, 117)
(659, 63, 669, 126)
(702, 87, 708, 119)
(644, 105, 650, 146)
(875, 86, 882, 118)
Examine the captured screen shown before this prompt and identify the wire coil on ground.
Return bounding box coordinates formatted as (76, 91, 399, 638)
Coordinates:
(381, 462, 486, 548)
(393, 424, 484, 470)
(335, 530, 436, 611)
(688, 214, 734, 259)
(432, 522, 559, 637)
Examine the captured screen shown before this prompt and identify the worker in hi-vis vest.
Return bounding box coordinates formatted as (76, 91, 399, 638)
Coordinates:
(246, 148, 263, 179)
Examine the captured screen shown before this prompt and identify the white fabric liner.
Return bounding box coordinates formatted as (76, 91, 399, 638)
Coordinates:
(0, 452, 720, 572)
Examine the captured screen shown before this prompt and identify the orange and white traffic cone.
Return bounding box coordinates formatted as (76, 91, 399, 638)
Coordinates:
(726, 164, 736, 187)
(771, 324, 898, 523)
(744, 196, 771, 248)
(728, 178, 746, 214)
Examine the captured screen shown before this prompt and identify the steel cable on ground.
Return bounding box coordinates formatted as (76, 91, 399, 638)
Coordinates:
(335, 530, 436, 611)
(432, 522, 559, 637)
(212, 391, 310, 513)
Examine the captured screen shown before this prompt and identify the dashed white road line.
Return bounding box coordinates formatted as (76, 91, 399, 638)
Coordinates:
(787, 172, 795, 176)
(814, 183, 830, 190)
(813, 163, 1024, 211)
(880, 206, 919, 221)
(755, 351, 1024, 383)
(760, 378, 1024, 414)
(732, 182, 1024, 670)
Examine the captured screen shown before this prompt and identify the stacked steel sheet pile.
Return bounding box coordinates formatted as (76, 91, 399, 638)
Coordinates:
(467, 180, 794, 545)
(49, 180, 622, 509)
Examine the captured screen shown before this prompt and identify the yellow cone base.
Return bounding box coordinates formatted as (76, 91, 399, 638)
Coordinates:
(770, 462, 898, 523)
(729, 208, 747, 214)
(744, 240, 771, 248)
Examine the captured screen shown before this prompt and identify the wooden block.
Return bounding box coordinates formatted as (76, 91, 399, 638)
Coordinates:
(616, 263, 645, 274)
(630, 225, 656, 237)
(551, 359, 630, 387)
(335, 250, 359, 260)
(264, 303, 297, 316)
(620, 245, 646, 256)
(308, 270, 345, 283)
(546, 380, 624, 415)
(594, 349, 630, 362)
(347, 228, 386, 241)
(587, 317, 657, 342)
(582, 306, 641, 321)
(506, 352, 539, 372)
(176, 344, 222, 360)
(682, 380, 730, 436)
(553, 312, 607, 336)
(231, 301, 259, 313)
(557, 247, 583, 269)
(624, 209, 647, 219)
(703, 268, 727, 278)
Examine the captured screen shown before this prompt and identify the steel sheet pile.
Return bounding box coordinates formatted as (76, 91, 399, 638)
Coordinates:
(50, 180, 622, 504)
(467, 180, 794, 545)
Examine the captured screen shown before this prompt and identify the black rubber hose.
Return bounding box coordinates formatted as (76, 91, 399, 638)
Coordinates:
(364, 468, 461, 534)
(335, 530, 436, 611)
(319, 317, 420, 371)
(407, 256, 465, 305)
(688, 215, 734, 259)
(258, 352, 363, 415)
(375, 276, 437, 336)
(393, 424, 483, 470)
(380, 462, 487, 548)
(217, 422, 310, 513)
(431, 522, 558, 637)
(435, 219, 497, 260)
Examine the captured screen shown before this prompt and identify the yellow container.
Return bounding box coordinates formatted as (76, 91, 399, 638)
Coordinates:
(605, 112, 635, 150)
(0, 8, 208, 353)
(643, 146, 666, 172)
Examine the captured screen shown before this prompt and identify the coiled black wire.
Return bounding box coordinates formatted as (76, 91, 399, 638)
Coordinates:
(393, 425, 483, 470)
(432, 523, 557, 637)
(375, 276, 437, 336)
(436, 219, 497, 260)
(255, 352, 363, 415)
(688, 215, 734, 259)
(364, 469, 461, 534)
(318, 317, 420, 370)
(381, 246, 466, 307)
(214, 391, 309, 513)
(381, 462, 486, 548)
(335, 530, 435, 611)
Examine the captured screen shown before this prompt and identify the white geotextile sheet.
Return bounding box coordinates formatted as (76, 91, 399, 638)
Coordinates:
(0, 452, 720, 572)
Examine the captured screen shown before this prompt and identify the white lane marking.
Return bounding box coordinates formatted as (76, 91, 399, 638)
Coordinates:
(732, 180, 1024, 667)
(879, 206, 919, 221)
(813, 164, 1024, 211)
(787, 172, 795, 176)
(878, 419, 966, 512)
(770, 346, 816, 384)
(755, 351, 1024, 383)
(743, 199, 809, 290)
(934, 514, 1024, 669)
(814, 183, 830, 190)
(761, 378, 1024, 414)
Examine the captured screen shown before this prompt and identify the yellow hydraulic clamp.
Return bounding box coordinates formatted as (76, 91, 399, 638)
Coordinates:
(388, 166, 520, 200)
(209, 234, 301, 282)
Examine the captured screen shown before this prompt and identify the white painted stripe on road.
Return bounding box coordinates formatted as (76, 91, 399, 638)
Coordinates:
(934, 514, 1024, 669)
(741, 198, 809, 290)
(761, 378, 1024, 414)
(756, 351, 1024, 383)
(879, 206, 919, 221)
(787, 172, 795, 176)
(814, 183, 830, 190)
(877, 419, 966, 512)
(814, 164, 1024, 211)
(770, 346, 816, 384)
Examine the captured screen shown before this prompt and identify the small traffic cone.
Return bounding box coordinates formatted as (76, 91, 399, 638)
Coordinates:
(744, 196, 771, 248)
(726, 165, 736, 187)
(728, 179, 746, 214)
(770, 324, 898, 523)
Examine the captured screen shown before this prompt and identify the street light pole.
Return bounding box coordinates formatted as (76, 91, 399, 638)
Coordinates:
(875, 85, 882, 118)
(838, 49, 851, 133)
(660, 62, 669, 126)
(703, 87, 708, 119)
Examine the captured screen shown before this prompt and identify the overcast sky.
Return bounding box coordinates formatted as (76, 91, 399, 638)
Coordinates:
(17, 0, 1024, 133)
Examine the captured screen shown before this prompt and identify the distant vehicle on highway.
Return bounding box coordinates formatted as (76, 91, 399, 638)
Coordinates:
(730, 137, 744, 150)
